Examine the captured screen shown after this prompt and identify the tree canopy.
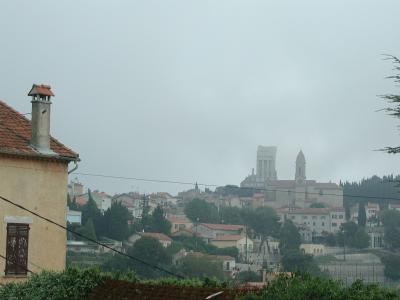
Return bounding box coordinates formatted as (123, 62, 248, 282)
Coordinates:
(176, 255, 225, 280)
(381, 209, 400, 250)
(99, 201, 132, 241)
(279, 220, 301, 254)
(243, 207, 280, 240)
(148, 206, 172, 235)
(184, 198, 219, 223)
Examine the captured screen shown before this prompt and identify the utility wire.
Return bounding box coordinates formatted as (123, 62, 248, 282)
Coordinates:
(0, 163, 399, 201)
(0, 195, 184, 279)
(75, 172, 217, 188)
(0, 253, 35, 275)
(74, 171, 400, 202)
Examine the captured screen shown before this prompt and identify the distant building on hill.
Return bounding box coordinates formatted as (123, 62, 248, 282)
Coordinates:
(112, 193, 143, 219)
(168, 215, 193, 233)
(75, 190, 112, 213)
(241, 148, 343, 209)
(194, 223, 245, 242)
(277, 207, 345, 241)
(126, 232, 172, 248)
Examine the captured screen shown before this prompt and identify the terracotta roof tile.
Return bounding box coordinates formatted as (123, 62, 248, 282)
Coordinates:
(28, 84, 54, 97)
(201, 223, 244, 231)
(0, 100, 78, 160)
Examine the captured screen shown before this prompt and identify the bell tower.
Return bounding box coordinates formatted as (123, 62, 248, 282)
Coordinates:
(295, 150, 306, 184)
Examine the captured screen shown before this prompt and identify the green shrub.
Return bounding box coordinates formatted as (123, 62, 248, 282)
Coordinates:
(0, 268, 107, 300)
(240, 273, 399, 300)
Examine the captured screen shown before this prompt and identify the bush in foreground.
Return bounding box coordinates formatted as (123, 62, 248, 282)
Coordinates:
(0, 268, 107, 300)
(241, 273, 399, 300)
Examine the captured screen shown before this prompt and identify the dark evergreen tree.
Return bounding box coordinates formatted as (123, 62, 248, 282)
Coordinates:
(184, 198, 219, 223)
(81, 189, 101, 226)
(279, 220, 301, 254)
(381, 209, 400, 250)
(77, 218, 97, 241)
(358, 201, 366, 227)
(149, 206, 172, 235)
(100, 202, 132, 241)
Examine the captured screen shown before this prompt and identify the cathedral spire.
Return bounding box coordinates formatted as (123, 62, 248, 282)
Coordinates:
(295, 150, 306, 183)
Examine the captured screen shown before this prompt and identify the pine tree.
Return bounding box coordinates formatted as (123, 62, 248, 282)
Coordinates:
(358, 201, 366, 227)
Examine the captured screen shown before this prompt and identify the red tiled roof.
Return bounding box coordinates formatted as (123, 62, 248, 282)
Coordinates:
(0, 101, 78, 160)
(140, 232, 172, 242)
(168, 215, 192, 224)
(28, 84, 54, 97)
(201, 223, 244, 231)
(75, 196, 88, 206)
(212, 234, 244, 241)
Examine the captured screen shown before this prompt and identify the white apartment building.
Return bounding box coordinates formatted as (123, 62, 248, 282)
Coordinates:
(277, 207, 345, 241)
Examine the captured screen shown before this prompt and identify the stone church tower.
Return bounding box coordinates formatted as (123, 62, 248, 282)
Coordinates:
(295, 150, 306, 184)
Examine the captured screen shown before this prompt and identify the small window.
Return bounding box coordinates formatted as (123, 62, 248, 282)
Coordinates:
(322, 222, 325, 226)
(332, 222, 337, 227)
(5, 223, 30, 276)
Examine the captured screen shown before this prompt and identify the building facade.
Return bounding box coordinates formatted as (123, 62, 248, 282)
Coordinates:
(0, 85, 78, 283)
(242, 148, 343, 209)
(277, 207, 345, 240)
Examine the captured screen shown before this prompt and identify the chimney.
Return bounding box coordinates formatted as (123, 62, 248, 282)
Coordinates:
(28, 84, 55, 154)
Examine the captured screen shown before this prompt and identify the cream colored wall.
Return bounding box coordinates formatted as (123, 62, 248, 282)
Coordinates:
(0, 156, 68, 283)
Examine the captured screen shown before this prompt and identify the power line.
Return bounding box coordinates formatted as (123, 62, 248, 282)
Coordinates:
(0, 253, 35, 275)
(1, 162, 399, 201)
(0, 195, 184, 279)
(74, 172, 218, 188)
(74, 171, 400, 202)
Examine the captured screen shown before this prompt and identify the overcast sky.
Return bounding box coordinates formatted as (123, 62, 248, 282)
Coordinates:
(1, 1, 400, 195)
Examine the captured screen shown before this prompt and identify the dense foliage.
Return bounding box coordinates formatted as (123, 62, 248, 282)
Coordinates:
(381, 209, 400, 250)
(3, 269, 398, 300)
(341, 175, 400, 219)
(70, 193, 133, 242)
(241, 273, 399, 300)
(381, 253, 400, 280)
(0, 268, 107, 300)
(184, 198, 220, 223)
(175, 255, 226, 280)
(279, 220, 301, 254)
(103, 236, 172, 279)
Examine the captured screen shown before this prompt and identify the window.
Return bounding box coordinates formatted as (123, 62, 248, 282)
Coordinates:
(332, 222, 337, 227)
(302, 216, 308, 220)
(322, 222, 325, 226)
(339, 215, 343, 219)
(5, 223, 30, 276)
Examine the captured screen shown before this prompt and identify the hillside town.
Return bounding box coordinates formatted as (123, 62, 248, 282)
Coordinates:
(2, 1, 400, 299)
(65, 146, 390, 284)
